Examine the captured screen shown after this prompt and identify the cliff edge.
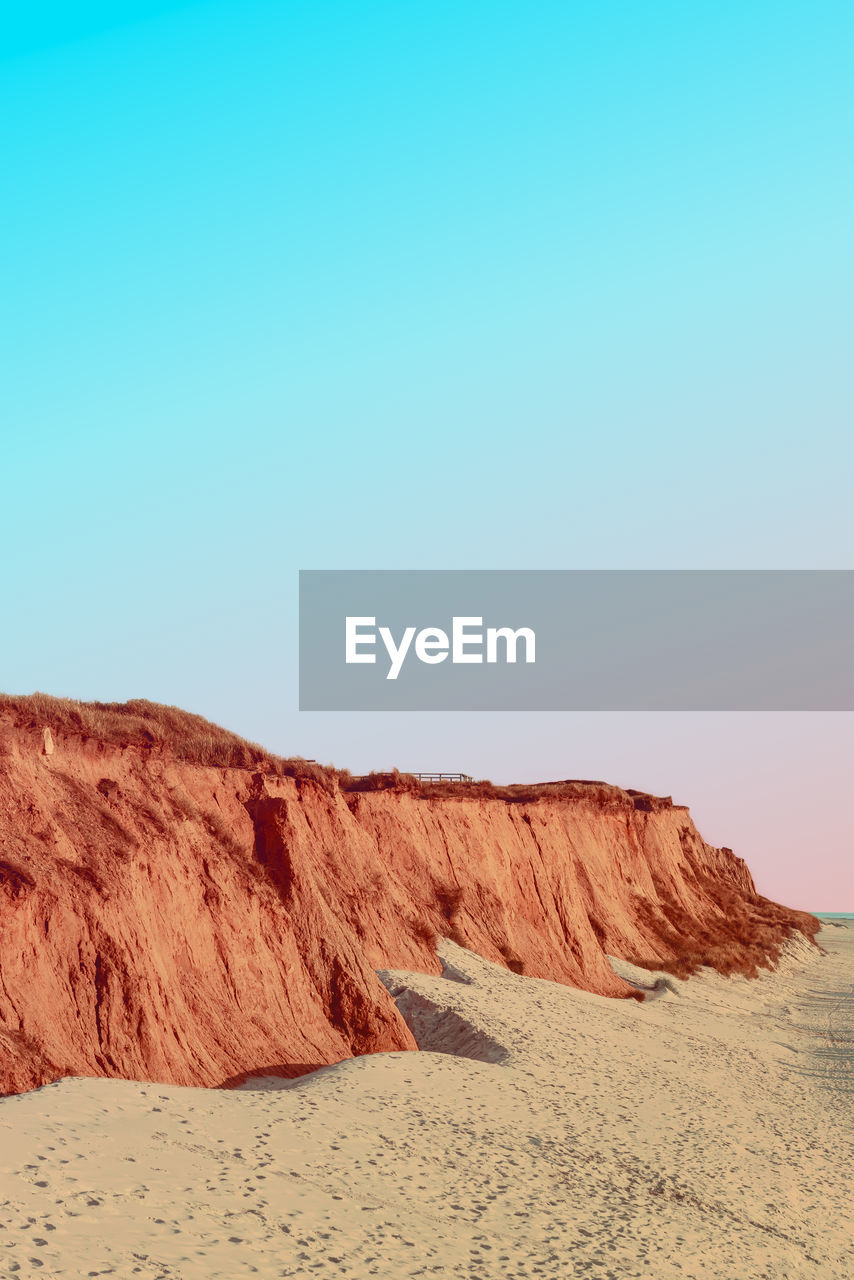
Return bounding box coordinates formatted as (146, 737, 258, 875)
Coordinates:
(0, 695, 819, 1096)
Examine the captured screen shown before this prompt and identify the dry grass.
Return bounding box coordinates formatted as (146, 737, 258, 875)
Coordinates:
(411, 918, 437, 947)
(434, 882, 465, 919)
(627, 874, 821, 980)
(340, 770, 670, 809)
(0, 692, 336, 788)
(2, 695, 676, 816)
(341, 769, 421, 794)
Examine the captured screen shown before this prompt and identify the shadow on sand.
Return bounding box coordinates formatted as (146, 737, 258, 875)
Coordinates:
(216, 1063, 330, 1089)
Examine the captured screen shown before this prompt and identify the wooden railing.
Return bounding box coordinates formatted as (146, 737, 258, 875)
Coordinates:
(348, 771, 474, 784)
(411, 772, 474, 783)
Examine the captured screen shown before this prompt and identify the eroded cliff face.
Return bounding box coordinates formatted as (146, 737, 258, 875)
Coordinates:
(0, 709, 815, 1096)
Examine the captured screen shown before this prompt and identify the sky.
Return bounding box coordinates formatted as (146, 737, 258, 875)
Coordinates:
(2, 1, 852, 908)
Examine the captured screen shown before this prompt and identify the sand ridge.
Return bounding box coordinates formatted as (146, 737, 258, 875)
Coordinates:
(1, 926, 852, 1278)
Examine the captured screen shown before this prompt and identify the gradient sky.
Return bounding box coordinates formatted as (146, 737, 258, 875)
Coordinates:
(2, 2, 852, 908)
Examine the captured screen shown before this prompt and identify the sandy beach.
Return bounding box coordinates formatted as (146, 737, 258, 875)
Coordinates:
(2, 924, 852, 1279)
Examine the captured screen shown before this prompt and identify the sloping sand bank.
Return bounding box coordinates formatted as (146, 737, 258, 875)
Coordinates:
(1, 927, 851, 1279)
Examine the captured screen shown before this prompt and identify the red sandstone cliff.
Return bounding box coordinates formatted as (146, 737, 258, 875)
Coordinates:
(0, 696, 818, 1096)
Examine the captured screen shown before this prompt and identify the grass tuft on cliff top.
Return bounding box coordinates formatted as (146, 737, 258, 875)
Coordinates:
(0, 691, 336, 786)
(0, 692, 672, 808)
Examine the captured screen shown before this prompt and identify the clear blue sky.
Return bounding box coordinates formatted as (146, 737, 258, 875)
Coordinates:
(2, 2, 852, 906)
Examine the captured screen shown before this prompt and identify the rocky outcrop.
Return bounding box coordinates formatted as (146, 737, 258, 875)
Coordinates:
(0, 700, 818, 1095)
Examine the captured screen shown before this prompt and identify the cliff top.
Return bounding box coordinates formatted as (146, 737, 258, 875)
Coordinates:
(0, 691, 676, 809)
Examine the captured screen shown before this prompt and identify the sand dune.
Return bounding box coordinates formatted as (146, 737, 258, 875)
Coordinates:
(1, 927, 852, 1279)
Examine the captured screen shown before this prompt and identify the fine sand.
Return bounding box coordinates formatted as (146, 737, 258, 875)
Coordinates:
(1, 926, 852, 1279)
